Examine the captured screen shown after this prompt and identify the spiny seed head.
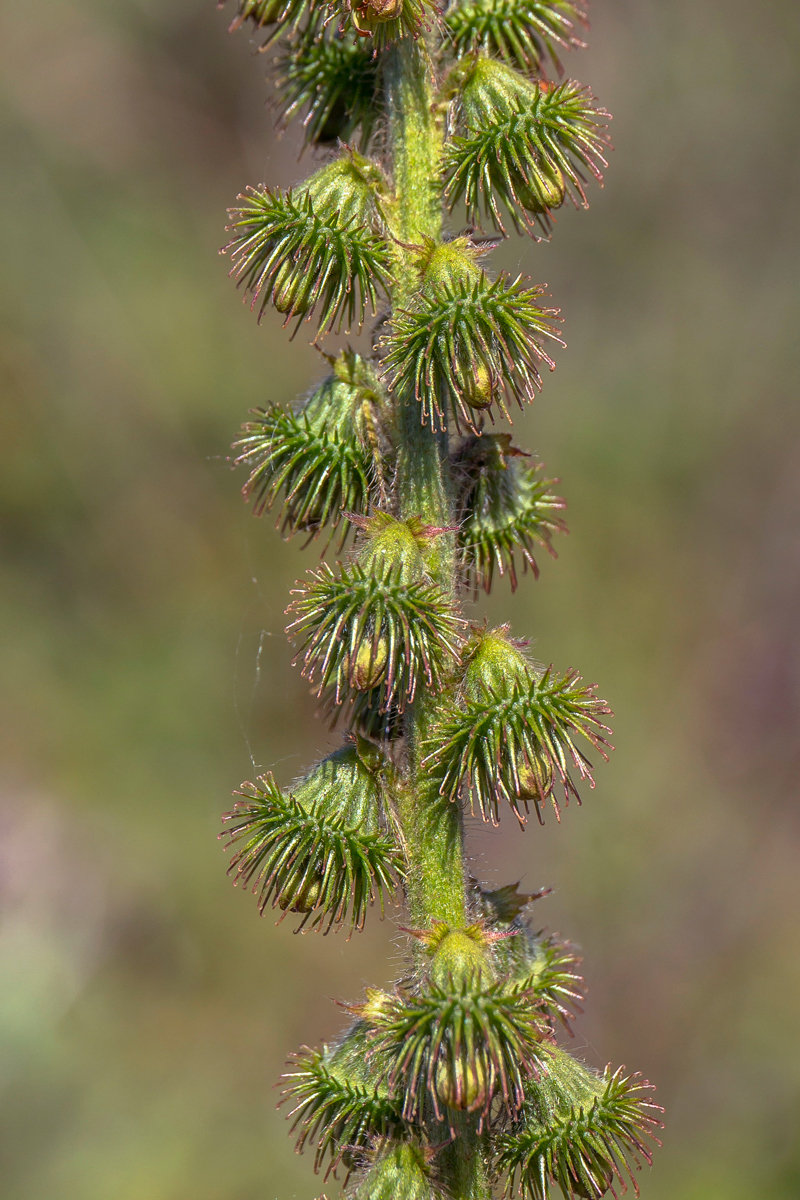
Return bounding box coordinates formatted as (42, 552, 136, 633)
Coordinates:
(383, 271, 564, 433)
(496, 1050, 663, 1200)
(453, 435, 567, 592)
(275, 30, 380, 151)
(281, 1040, 407, 1177)
(220, 740, 403, 932)
(368, 973, 550, 1122)
(286, 556, 464, 717)
(224, 155, 391, 333)
(443, 0, 588, 76)
(232, 352, 389, 545)
(445, 62, 610, 235)
(424, 666, 613, 825)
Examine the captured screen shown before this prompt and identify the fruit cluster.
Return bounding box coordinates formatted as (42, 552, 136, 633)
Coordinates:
(216, 0, 660, 1195)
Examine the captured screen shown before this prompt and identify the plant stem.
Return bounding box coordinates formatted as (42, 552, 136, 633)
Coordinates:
(385, 37, 465, 931)
(385, 37, 490, 1200)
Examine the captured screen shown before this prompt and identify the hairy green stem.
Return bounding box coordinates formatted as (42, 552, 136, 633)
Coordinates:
(385, 35, 490, 1200)
(385, 37, 465, 930)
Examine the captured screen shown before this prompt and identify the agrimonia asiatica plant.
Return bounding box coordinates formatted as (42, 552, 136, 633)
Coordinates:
(219, 0, 661, 1195)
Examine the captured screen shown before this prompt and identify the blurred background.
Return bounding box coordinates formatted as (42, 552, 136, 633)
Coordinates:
(1, 0, 799, 1196)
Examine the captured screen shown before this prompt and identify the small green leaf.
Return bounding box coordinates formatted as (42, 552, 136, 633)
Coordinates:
(443, 0, 587, 76)
(453, 434, 567, 592)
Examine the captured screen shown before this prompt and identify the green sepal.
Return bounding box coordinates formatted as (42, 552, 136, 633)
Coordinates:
(346, 1141, 441, 1200)
(354, 511, 449, 584)
(453, 434, 567, 592)
(360, 972, 549, 1121)
(424, 662, 613, 824)
(445, 61, 610, 235)
(224, 153, 391, 334)
(221, 738, 403, 932)
(383, 265, 563, 432)
(276, 30, 381, 150)
(282, 1040, 409, 1177)
(443, 0, 587, 77)
(232, 350, 390, 545)
(460, 623, 533, 698)
(285, 550, 465, 717)
(495, 1048, 662, 1199)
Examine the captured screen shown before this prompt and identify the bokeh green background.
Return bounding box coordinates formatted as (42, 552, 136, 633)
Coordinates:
(2, 0, 799, 1196)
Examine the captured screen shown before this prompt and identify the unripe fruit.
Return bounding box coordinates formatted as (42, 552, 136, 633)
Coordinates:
(571, 1166, 614, 1198)
(278, 872, 322, 912)
(462, 362, 494, 410)
(344, 636, 389, 690)
(434, 1055, 489, 1111)
(513, 164, 566, 215)
(516, 755, 554, 802)
(271, 259, 314, 316)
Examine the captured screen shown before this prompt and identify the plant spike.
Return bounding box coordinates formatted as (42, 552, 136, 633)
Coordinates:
(215, 3, 659, 1198)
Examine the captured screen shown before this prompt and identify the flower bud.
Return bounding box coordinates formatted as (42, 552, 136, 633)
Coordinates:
(355, 512, 438, 584)
(428, 926, 492, 987)
(301, 152, 387, 227)
(355, 986, 395, 1025)
(455, 57, 536, 127)
(417, 236, 483, 296)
